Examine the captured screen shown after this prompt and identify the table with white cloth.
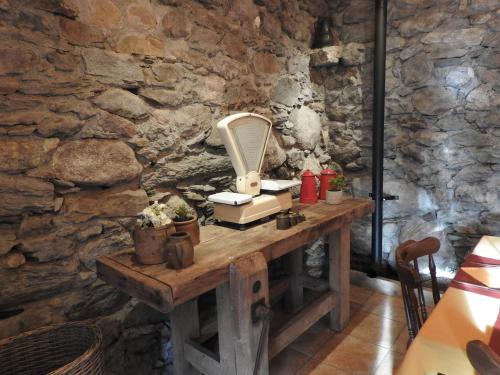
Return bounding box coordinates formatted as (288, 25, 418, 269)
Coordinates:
(397, 236, 500, 375)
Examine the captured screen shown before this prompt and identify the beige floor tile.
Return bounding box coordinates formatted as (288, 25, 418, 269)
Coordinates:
(350, 284, 375, 305)
(322, 335, 389, 375)
(290, 324, 337, 356)
(393, 329, 409, 354)
(348, 310, 405, 349)
(362, 293, 407, 323)
(270, 346, 310, 375)
(373, 350, 405, 375)
(297, 360, 349, 375)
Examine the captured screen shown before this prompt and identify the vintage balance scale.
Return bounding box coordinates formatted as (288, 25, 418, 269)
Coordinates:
(208, 113, 300, 225)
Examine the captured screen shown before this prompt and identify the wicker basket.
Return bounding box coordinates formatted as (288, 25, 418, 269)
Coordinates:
(0, 321, 104, 375)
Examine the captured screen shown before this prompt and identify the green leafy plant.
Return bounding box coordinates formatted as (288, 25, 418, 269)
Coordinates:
(174, 204, 194, 222)
(329, 175, 348, 191)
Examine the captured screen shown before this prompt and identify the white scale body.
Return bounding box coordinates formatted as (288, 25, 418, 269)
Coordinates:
(208, 113, 300, 225)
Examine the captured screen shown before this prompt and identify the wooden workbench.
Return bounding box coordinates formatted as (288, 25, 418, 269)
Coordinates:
(97, 198, 372, 375)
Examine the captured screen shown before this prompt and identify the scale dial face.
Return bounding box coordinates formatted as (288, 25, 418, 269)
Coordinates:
(217, 113, 272, 178)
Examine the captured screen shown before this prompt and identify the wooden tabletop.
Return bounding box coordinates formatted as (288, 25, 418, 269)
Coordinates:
(397, 236, 500, 375)
(96, 198, 373, 313)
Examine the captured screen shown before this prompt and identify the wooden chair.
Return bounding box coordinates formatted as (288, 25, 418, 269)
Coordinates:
(467, 340, 500, 375)
(395, 237, 441, 344)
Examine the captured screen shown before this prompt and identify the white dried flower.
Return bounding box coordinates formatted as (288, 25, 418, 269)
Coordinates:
(137, 201, 173, 229)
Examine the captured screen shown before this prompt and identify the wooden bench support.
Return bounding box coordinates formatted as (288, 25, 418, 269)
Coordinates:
(228, 252, 270, 375)
(184, 339, 221, 375)
(269, 277, 290, 301)
(171, 298, 201, 375)
(329, 224, 351, 331)
(284, 247, 304, 314)
(269, 291, 337, 359)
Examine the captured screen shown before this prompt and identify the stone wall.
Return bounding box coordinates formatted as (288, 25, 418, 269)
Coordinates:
(329, 0, 500, 275)
(0, 0, 334, 373)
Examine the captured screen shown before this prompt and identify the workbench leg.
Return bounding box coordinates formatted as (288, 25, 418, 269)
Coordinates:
(216, 282, 237, 374)
(328, 224, 351, 331)
(229, 253, 270, 375)
(170, 299, 201, 375)
(284, 247, 304, 314)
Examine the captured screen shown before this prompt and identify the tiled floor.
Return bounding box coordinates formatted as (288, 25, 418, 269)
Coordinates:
(269, 284, 409, 375)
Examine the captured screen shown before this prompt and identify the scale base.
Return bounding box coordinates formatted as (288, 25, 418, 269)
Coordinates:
(213, 191, 292, 225)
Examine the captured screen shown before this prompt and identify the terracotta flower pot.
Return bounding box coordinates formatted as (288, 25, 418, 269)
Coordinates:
(173, 216, 200, 246)
(133, 223, 175, 265)
(164, 231, 194, 269)
(326, 190, 344, 205)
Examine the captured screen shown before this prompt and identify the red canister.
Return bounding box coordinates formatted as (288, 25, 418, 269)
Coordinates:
(299, 170, 318, 204)
(318, 168, 338, 200)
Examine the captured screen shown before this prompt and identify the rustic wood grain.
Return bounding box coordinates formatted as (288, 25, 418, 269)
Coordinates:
(284, 247, 304, 314)
(96, 254, 173, 312)
(328, 224, 351, 331)
(96, 198, 372, 312)
(229, 252, 270, 375)
(171, 298, 200, 375)
(268, 291, 337, 359)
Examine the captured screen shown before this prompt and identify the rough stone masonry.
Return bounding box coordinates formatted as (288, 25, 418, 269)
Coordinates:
(327, 0, 500, 276)
(0, 0, 498, 373)
(0, 0, 334, 373)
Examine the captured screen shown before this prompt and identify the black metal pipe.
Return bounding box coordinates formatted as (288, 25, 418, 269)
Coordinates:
(371, 0, 387, 270)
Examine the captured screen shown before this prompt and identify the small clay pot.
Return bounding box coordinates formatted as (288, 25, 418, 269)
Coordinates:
(133, 225, 172, 265)
(174, 216, 200, 246)
(326, 190, 344, 205)
(164, 231, 194, 269)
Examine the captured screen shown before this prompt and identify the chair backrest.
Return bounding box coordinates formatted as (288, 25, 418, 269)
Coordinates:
(395, 237, 441, 345)
(467, 340, 500, 375)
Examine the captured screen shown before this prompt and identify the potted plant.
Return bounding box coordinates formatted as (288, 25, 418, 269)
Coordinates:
(173, 204, 200, 246)
(326, 175, 348, 205)
(133, 201, 176, 264)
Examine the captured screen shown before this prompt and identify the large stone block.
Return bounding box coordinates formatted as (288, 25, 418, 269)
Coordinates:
(0, 137, 59, 173)
(289, 106, 322, 150)
(126, 3, 157, 31)
(151, 63, 186, 87)
(76, 112, 137, 140)
(94, 88, 150, 120)
(19, 233, 75, 262)
(384, 179, 438, 219)
(162, 6, 192, 38)
(0, 255, 80, 306)
(399, 11, 446, 37)
(87, 0, 122, 29)
(466, 85, 500, 111)
(59, 18, 104, 46)
(0, 173, 54, 216)
(0, 227, 17, 256)
(450, 129, 496, 147)
(31, 0, 78, 18)
(454, 165, 492, 182)
(422, 28, 486, 47)
(271, 77, 300, 106)
(412, 86, 458, 115)
(78, 223, 133, 271)
(0, 46, 37, 75)
(401, 53, 433, 85)
(81, 48, 144, 85)
(139, 87, 183, 106)
(28, 139, 143, 186)
(262, 133, 286, 172)
(63, 187, 148, 221)
(142, 152, 232, 191)
(115, 34, 165, 57)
